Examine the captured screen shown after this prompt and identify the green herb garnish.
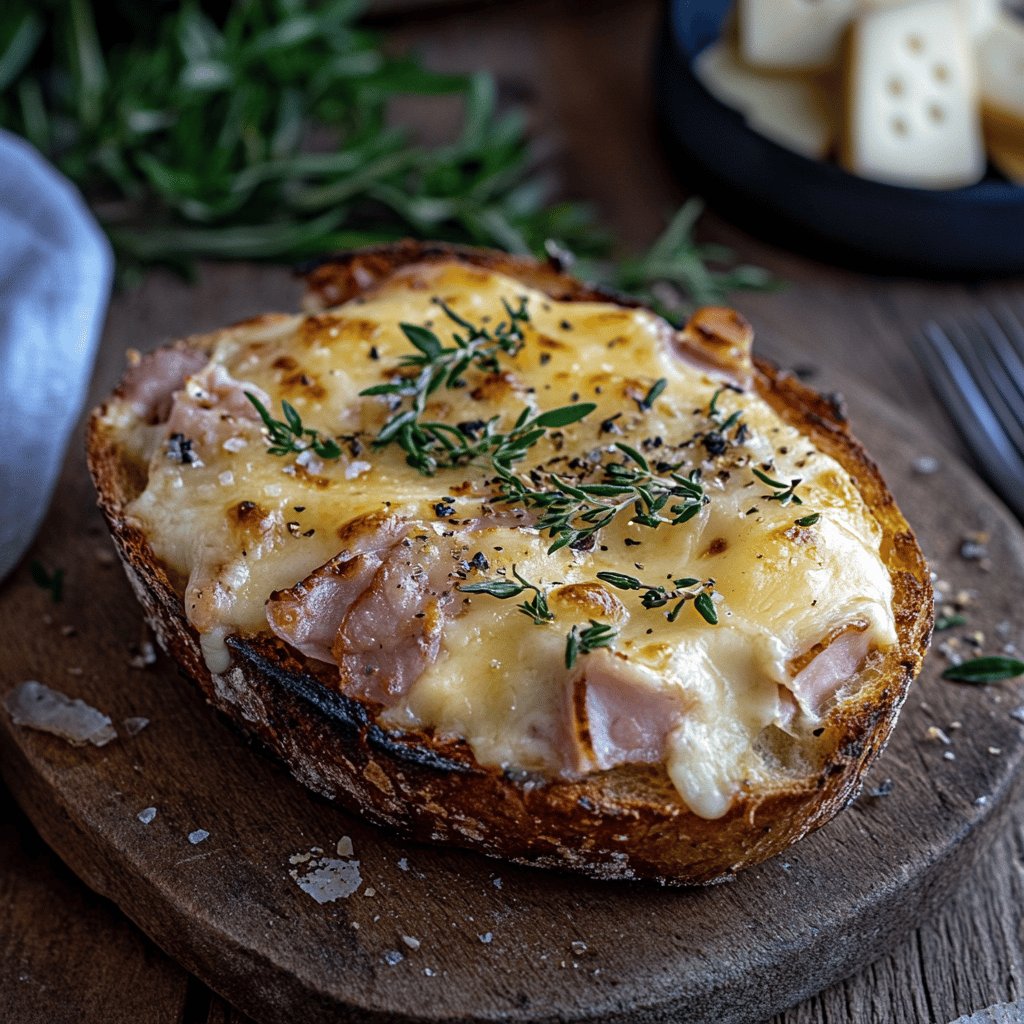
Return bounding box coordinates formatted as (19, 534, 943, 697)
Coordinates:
(458, 567, 553, 625)
(638, 377, 667, 411)
(942, 657, 1024, 684)
(752, 467, 804, 506)
(246, 393, 341, 459)
(565, 620, 617, 669)
(29, 560, 64, 603)
(496, 443, 706, 554)
(795, 513, 821, 527)
(597, 571, 719, 624)
(0, 5, 773, 307)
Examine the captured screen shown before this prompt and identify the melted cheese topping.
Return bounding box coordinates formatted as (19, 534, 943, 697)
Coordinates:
(116, 262, 897, 819)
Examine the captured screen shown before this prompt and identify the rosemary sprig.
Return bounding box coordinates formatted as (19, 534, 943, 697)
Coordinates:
(752, 467, 804, 506)
(245, 393, 341, 459)
(496, 442, 706, 554)
(457, 566, 554, 625)
(597, 571, 719, 625)
(565, 620, 618, 669)
(794, 512, 821, 527)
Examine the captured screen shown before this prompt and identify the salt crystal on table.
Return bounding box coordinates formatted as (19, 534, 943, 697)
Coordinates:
(397, 857, 409, 872)
(188, 829, 210, 845)
(289, 853, 362, 903)
(137, 807, 157, 825)
(336, 836, 353, 857)
(571, 941, 588, 955)
(383, 950, 404, 966)
(401, 935, 421, 950)
(122, 716, 150, 737)
(4, 680, 117, 747)
(479, 932, 493, 944)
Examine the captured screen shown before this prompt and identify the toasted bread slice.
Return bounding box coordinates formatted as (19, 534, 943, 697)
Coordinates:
(87, 242, 931, 884)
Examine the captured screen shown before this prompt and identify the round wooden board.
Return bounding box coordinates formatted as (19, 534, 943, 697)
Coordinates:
(2, 378, 1024, 1024)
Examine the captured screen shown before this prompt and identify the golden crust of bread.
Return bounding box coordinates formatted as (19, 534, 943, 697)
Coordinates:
(87, 241, 932, 885)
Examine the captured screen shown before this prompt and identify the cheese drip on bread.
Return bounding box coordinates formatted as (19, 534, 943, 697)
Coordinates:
(114, 261, 897, 819)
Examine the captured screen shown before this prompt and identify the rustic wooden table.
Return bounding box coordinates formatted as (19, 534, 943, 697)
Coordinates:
(3, 2, 1024, 1022)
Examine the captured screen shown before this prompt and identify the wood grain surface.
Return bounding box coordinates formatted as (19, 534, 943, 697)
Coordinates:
(3, 1, 1024, 1022)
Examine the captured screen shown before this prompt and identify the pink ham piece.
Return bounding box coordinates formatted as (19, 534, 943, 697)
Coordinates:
(334, 534, 458, 706)
(164, 364, 269, 453)
(564, 651, 684, 774)
(120, 346, 208, 424)
(787, 625, 871, 718)
(266, 517, 411, 664)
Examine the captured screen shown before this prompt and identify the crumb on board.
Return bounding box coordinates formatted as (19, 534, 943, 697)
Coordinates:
(336, 835, 353, 857)
(122, 716, 150, 737)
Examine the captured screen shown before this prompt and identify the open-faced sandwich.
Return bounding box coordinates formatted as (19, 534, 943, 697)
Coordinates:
(87, 242, 932, 884)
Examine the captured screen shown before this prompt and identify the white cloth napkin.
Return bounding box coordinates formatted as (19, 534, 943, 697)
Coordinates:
(0, 130, 113, 582)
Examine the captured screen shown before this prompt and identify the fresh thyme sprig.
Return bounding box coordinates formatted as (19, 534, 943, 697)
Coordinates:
(597, 571, 719, 625)
(565, 620, 618, 669)
(496, 442, 707, 554)
(457, 566, 554, 625)
(637, 377, 667, 411)
(794, 512, 821, 527)
(752, 467, 804, 506)
(245, 393, 341, 459)
(360, 297, 534, 474)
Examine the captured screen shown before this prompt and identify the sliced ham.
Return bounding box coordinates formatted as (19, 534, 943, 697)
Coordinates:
(120, 346, 208, 424)
(564, 651, 684, 774)
(164, 364, 269, 454)
(787, 625, 871, 718)
(334, 533, 457, 706)
(266, 516, 411, 664)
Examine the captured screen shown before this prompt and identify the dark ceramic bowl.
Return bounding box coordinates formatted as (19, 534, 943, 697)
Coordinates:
(654, 0, 1024, 276)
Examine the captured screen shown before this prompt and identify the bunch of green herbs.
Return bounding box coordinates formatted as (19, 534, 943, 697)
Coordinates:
(0, 0, 773, 309)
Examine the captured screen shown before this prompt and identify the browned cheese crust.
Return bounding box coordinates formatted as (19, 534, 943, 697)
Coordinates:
(87, 241, 932, 885)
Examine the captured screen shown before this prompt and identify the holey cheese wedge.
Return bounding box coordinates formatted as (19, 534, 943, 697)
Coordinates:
(842, 0, 985, 188)
(88, 243, 932, 884)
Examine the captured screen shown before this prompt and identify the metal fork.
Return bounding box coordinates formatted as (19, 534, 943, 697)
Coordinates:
(912, 305, 1024, 522)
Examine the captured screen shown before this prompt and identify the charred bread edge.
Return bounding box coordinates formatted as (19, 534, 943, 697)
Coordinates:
(86, 241, 933, 885)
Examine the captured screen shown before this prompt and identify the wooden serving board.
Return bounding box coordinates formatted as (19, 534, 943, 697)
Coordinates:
(2, 369, 1024, 1024)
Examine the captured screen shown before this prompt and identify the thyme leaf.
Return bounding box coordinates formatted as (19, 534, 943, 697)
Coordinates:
(596, 571, 719, 624)
(565, 619, 617, 669)
(752, 467, 804, 506)
(457, 566, 553, 625)
(246, 393, 341, 459)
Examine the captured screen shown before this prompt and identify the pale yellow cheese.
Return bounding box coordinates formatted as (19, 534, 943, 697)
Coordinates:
(738, 0, 857, 70)
(843, 0, 985, 188)
(977, 13, 1024, 143)
(694, 40, 835, 158)
(116, 262, 897, 819)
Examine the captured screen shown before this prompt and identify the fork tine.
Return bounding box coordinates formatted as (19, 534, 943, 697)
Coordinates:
(913, 321, 1024, 521)
(947, 315, 1024, 451)
(993, 303, 1024, 365)
(973, 308, 1024, 423)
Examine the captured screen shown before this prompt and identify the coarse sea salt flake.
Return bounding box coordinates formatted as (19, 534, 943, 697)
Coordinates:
(188, 829, 210, 845)
(336, 836, 354, 857)
(137, 806, 157, 825)
(4, 681, 117, 747)
(122, 716, 150, 736)
(289, 853, 362, 903)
